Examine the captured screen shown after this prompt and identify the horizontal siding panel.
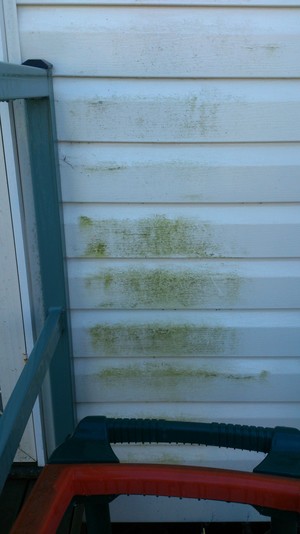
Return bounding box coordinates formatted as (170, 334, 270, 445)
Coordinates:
(109, 497, 262, 523)
(77, 401, 300, 427)
(54, 79, 300, 143)
(109, 444, 266, 475)
(75, 357, 300, 402)
(71, 310, 300, 358)
(109, 444, 265, 469)
(59, 143, 300, 203)
(68, 260, 300, 310)
(64, 204, 300, 258)
(18, 7, 300, 78)
(17, 1, 300, 5)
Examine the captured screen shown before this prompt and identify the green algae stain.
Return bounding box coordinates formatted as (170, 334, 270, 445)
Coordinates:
(184, 98, 219, 137)
(79, 215, 93, 228)
(103, 272, 113, 289)
(85, 241, 106, 257)
(154, 452, 182, 465)
(85, 164, 126, 173)
(89, 323, 234, 357)
(137, 216, 216, 257)
(85, 268, 240, 309)
(97, 362, 268, 383)
(79, 216, 107, 256)
(118, 449, 184, 466)
(78, 215, 219, 258)
(94, 363, 269, 404)
(259, 370, 269, 380)
(199, 103, 219, 136)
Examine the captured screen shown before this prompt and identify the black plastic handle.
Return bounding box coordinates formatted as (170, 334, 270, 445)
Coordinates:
(106, 418, 274, 453)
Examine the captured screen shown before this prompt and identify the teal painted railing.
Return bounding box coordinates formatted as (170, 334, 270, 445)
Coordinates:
(0, 60, 75, 492)
(0, 308, 63, 490)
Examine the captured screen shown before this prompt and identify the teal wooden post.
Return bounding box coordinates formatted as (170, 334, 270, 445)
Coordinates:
(22, 60, 75, 447)
(0, 59, 75, 455)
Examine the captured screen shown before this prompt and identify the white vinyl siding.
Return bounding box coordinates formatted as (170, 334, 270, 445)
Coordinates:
(16, 0, 300, 522)
(0, 117, 37, 463)
(17, 7, 300, 77)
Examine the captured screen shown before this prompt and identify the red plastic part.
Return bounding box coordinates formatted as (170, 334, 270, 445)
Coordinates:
(11, 463, 300, 534)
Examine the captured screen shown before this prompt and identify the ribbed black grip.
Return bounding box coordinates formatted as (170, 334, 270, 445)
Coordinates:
(106, 418, 274, 453)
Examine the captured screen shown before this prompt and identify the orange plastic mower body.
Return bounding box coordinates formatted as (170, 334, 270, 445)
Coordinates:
(11, 463, 300, 534)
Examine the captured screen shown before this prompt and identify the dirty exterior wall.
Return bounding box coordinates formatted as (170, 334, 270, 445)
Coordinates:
(16, 0, 300, 522)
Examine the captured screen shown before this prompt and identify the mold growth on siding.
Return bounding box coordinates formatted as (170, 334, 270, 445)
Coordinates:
(79, 215, 219, 258)
(89, 323, 236, 357)
(85, 268, 240, 308)
(79, 216, 93, 228)
(92, 363, 269, 403)
(184, 97, 219, 137)
(97, 363, 269, 383)
(118, 449, 186, 466)
(199, 103, 219, 136)
(85, 241, 107, 257)
(264, 44, 280, 52)
(83, 165, 127, 175)
(79, 216, 107, 256)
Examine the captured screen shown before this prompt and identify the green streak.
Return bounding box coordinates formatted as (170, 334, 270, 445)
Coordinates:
(79, 215, 219, 258)
(89, 323, 235, 357)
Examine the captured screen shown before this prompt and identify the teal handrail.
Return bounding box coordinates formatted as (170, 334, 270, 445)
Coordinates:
(0, 309, 63, 491)
(0, 60, 75, 492)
